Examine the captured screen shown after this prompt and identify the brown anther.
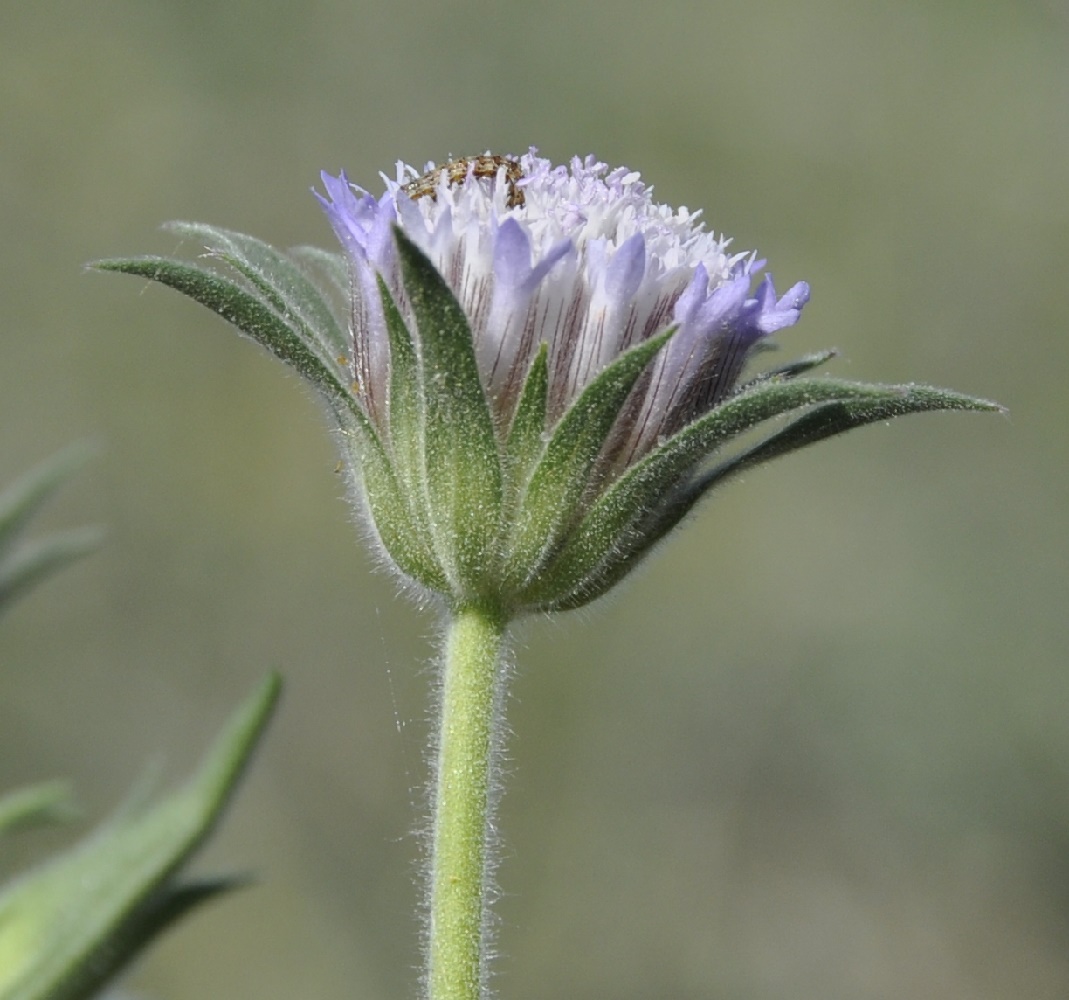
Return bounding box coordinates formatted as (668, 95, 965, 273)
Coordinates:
(401, 154, 525, 209)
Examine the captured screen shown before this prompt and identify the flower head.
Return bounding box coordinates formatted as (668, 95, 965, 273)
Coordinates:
(317, 151, 809, 470)
(97, 151, 1000, 616)
(314, 151, 816, 611)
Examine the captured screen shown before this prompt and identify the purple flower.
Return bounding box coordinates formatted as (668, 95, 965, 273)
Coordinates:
(316, 151, 809, 477)
(101, 150, 994, 614)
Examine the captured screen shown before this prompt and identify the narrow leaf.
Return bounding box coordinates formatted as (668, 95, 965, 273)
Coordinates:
(165, 222, 349, 360)
(288, 245, 350, 302)
(524, 362, 865, 602)
(0, 528, 103, 619)
(737, 349, 838, 389)
(548, 383, 1002, 610)
(0, 447, 92, 559)
(325, 277, 446, 593)
(53, 876, 244, 1000)
(0, 673, 280, 1000)
(378, 276, 422, 502)
(93, 256, 364, 426)
(95, 254, 402, 570)
(0, 448, 99, 617)
(0, 784, 78, 838)
(287, 245, 351, 355)
(697, 383, 1004, 492)
(337, 426, 449, 593)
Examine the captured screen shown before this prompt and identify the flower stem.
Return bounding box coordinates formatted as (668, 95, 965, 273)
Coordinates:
(428, 602, 509, 1000)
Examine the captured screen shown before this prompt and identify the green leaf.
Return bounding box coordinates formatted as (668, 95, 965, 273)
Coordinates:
(165, 221, 350, 361)
(0, 673, 281, 1000)
(98, 240, 449, 592)
(696, 382, 1004, 492)
(546, 382, 1002, 610)
(394, 228, 503, 596)
(288, 245, 350, 304)
(317, 281, 447, 594)
(0, 529, 103, 619)
(534, 378, 895, 600)
(0, 448, 100, 617)
(737, 349, 838, 388)
(506, 328, 673, 589)
(0, 784, 78, 839)
(92, 256, 363, 428)
(100, 874, 244, 980)
(529, 378, 903, 605)
(0, 448, 91, 560)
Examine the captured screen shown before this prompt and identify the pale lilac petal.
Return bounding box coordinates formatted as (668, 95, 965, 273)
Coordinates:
(525, 237, 572, 295)
(492, 218, 533, 290)
(316, 153, 809, 467)
(601, 232, 646, 306)
(753, 277, 811, 334)
(671, 263, 710, 327)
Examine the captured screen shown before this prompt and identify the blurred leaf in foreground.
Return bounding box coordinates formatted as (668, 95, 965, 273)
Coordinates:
(0, 782, 79, 838)
(0, 672, 281, 1000)
(0, 446, 102, 617)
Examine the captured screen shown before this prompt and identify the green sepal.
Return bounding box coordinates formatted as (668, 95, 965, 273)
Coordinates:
(544, 381, 1002, 610)
(97, 241, 448, 594)
(506, 328, 674, 591)
(527, 376, 890, 606)
(0, 448, 101, 618)
(394, 228, 503, 598)
(737, 349, 838, 388)
(0, 673, 280, 1000)
(697, 382, 1005, 493)
(164, 221, 349, 360)
(91, 256, 360, 425)
(368, 277, 446, 590)
(337, 425, 449, 594)
(0, 784, 78, 839)
(378, 278, 424, 510)
(287, 245, 350, 304)
(504, 343, 549, 496)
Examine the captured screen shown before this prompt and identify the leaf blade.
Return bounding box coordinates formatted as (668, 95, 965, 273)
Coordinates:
(0, 674, 280, 1000)
(545, 382, 1002, 610)
(165, 221, 349, 360)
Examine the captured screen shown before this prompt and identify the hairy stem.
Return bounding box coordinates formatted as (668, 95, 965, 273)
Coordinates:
(427, 603, 509, 1000)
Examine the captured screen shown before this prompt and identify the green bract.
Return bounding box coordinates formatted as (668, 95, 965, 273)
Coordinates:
(0, 674, 279, 1000)
(96, 221, 999, 615)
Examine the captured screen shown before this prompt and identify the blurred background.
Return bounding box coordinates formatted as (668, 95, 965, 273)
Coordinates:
(0, 1, 1065, 997)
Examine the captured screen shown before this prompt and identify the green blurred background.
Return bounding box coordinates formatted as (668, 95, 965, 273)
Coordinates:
(1, 0, 1064, 997)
